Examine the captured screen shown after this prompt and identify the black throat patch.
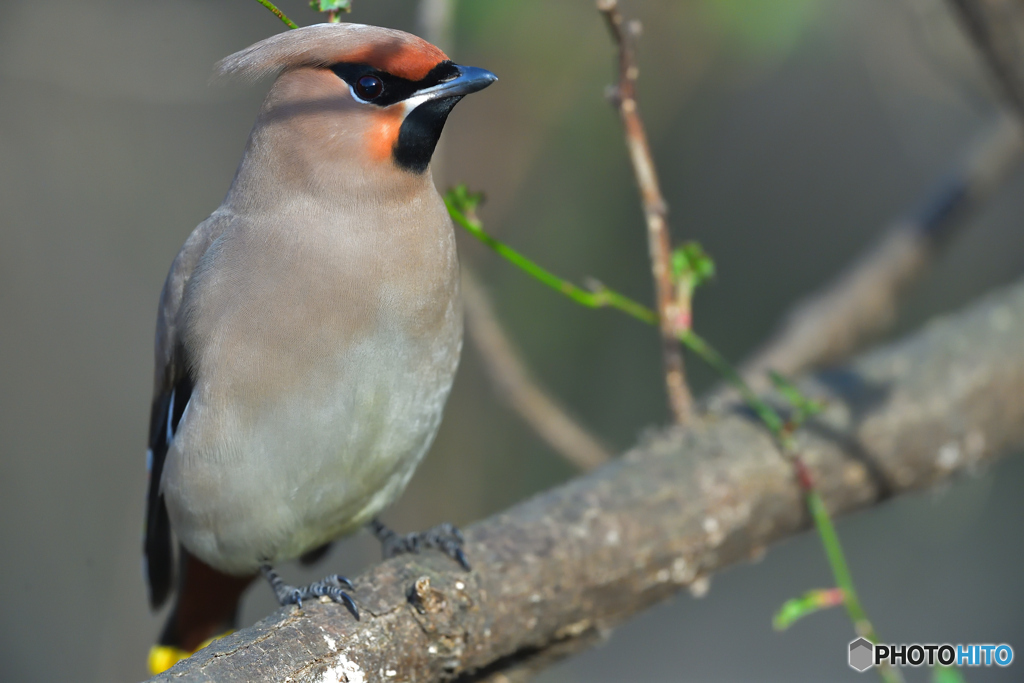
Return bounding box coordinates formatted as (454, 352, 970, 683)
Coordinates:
(393, 96, 462, 174)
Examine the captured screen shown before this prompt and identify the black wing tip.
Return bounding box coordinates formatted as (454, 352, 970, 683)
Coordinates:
(145, 502, 174, 609)
(144, 370, 194, 612)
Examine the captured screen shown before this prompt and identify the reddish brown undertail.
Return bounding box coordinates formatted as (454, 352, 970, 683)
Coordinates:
(159, 550, 256, 652)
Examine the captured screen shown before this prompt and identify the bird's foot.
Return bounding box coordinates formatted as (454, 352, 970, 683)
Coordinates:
(260, 565, 359, 618)
(368, 519, 471, 570)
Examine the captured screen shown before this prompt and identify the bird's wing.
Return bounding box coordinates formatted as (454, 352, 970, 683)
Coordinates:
(145, 210, 235, 609)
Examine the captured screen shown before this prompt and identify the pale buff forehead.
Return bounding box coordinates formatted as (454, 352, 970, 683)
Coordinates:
(216, 23, 449, 83)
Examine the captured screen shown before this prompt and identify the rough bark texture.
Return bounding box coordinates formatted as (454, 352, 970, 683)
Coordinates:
(151, 276, 1024, 683)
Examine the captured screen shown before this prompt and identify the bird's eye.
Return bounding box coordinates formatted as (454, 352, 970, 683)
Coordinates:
(354, 75, 384, 101)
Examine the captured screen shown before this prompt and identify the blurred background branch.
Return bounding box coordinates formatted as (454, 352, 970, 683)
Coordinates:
(417, 0, 612, 471)
(948, 0, 1024, 117)
(461, 268, 613, 471)
(713, 0, 1024, 399)
(150, 273, 1024, 683)
(731, 111, 1023, 395)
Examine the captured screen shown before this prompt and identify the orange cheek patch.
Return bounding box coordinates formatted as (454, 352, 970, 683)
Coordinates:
(342, 41, 447, 81)
(368, 108, 404, 162)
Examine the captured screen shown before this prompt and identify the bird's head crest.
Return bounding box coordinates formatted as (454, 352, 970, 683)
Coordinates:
(215, 23, 449, 83)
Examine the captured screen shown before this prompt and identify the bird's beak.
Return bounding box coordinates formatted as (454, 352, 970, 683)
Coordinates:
(417, 65, 498, 101)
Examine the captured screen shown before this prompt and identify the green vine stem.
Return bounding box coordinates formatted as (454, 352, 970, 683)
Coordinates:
(445, 189, 902, 683)
(254, 0, 299, 29)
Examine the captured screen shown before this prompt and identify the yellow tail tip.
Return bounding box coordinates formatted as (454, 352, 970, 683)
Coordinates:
(148, 632, 233, 675)
(148, 645, 189, 675)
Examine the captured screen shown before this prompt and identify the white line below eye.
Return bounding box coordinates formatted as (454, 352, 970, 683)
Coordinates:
(403, 93, 432, 114)
(349, 84, 372, 104)
(348, 85, 433, 115)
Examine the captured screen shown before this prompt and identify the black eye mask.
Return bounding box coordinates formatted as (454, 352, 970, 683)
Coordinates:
(329, 59, 488, 174)
(330, 61, 461, 108)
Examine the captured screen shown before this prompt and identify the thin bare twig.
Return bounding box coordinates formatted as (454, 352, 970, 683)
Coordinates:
(598, 0, 693, 425)
(462, 269, 613, 470)
(150, 275, 1024, 683)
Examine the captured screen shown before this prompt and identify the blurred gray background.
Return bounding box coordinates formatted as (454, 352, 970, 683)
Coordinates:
(0, 0, 1021, 681)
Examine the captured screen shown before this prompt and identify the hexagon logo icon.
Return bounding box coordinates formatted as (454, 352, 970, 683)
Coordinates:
(849, 637, 874, 672)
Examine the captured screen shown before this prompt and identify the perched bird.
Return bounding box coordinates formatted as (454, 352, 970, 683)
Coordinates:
(143, 23, 495, 674)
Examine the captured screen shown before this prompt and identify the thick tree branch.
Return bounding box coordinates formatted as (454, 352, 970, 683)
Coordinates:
(150, 276, 1024, 683)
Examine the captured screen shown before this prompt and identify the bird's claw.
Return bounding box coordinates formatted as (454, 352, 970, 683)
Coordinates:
(260, 566, 359, 619)
(369, 519, 471, 571)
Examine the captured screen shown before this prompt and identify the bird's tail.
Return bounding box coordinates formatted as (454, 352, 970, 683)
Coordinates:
(148, 549, 256, 675)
